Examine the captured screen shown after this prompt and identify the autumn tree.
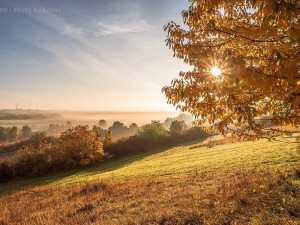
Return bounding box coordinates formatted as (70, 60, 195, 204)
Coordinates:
(163, 0, 299, 139)
(56, 125, 104, 166)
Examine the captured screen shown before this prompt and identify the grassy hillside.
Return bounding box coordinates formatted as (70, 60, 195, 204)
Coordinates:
(1, 137, 300, 224)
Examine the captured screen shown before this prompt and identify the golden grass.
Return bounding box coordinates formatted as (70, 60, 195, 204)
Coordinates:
(0, 137, 299, 224)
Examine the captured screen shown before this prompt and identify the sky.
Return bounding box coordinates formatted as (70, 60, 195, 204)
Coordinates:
(0, 0, 191, 111)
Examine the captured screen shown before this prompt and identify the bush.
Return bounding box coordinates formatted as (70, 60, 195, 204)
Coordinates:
(13, 138, 55, 177)
(106, 126, 208, 158)
(0, 161, 14, 182)
(137, 122, 167, 141)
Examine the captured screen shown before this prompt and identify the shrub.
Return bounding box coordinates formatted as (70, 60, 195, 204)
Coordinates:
(0, 161, 14, 182)
(137, 122, 167, 141)
(13, 138, 55, 177)
(106, 126, 208, 158)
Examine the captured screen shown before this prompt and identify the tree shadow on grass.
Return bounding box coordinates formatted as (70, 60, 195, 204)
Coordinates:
(0, 137, 208, 195)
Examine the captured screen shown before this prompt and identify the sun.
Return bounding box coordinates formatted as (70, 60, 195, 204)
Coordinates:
(211, 67, 222, 77)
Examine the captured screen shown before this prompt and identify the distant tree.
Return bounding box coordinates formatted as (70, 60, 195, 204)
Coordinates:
(0, 127, 6, 142)
(21, 125, 32, 139)
(127, 123, 138, 136)
(48, 124, 57, 135)
(151, 120, 160, 124)
(103, 130, 113, 148)
(93, 125, 101, 137)
(129, 123, 138, 129)
(109, 121, 129, 138)
(138, 122, 167, 140)
(66, 121, 72, 130)
(99, 120, 107, 129)
(163, 117, 176, 129)
(48, 124, 64, 135)
(170, 120, 187, 135)
(8, 126, 18, 142)
(110, 121, 125, 129)
(177, 114, 194, 127)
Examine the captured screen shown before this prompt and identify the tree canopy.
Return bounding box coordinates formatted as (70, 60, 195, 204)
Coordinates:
(163, 0, 299, 139)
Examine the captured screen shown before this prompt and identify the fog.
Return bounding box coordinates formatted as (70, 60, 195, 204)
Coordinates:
(0, 109, 180, 131)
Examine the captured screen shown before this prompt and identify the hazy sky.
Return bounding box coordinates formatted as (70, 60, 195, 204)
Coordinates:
(0, 0, 191, 111)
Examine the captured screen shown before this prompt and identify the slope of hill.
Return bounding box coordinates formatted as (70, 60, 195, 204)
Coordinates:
(1, 137, 299, 224)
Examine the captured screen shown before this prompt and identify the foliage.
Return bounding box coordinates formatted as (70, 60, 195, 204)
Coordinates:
(13, 138, 55, 177)
(99, 119, 107, 129)
(92, 125, 106, 138)
(0, 127, 6, 142)
(56, 125, 104, 167)
(21, 125, 32, 139)
(108, 121, 140, 139)
(137, 121, 167, 141)
(108, 121, 127, 137)
(8, 126, 18, 142)
(169, 120, 187, 135)
(163, 113, 194, 129)
(30, 131, 47, 140)
(103, 130, 113, 148)
(129, 123, 138, 134)
(48, 122, 71, 135)
(163, 0, 300, 139)
(0, 126, 104, 182)
(0, 161, 14, 182)
(106, 126, 207, 157)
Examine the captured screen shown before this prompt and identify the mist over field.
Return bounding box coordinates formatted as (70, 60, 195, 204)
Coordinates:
(0, 109, 179, 131)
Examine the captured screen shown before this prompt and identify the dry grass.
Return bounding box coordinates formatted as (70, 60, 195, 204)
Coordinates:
(189, 136, 243, 149)
(1, 168, 299, 224)
(0, 136, 299, 224)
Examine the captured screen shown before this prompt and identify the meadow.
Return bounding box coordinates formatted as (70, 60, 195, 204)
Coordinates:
(1, 136, 299, 224)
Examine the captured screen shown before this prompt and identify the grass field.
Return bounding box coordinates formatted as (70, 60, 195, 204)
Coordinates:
(1, 137, 300, 224)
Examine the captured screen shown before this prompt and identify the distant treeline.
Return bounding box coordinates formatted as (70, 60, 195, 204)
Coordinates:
(47, 113, 194, 139)
(0, 126, 33, 143)
(0, 111, 60, 120)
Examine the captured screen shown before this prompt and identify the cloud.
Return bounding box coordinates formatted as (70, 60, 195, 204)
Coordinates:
(62, 24, 87, 37)
(96, 18, 151, 36)
(62, 16, 152, 38)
